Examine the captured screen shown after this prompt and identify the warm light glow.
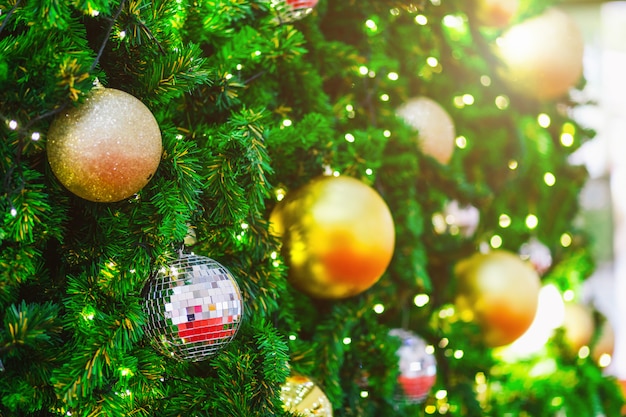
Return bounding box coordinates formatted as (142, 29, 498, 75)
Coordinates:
(560, 233, 572, 247)
(499, 214, 512, 228)
(415, 14, 428, 25)
(453, 350, 464, 359)
(598, 353, 612, 367)
(525, 214, 539, 229)
(345, 133, 356, 143)
(490, 235, 503, 248)
(360, 390, 369, 398)
(373, 303, 385, 314)
(383, 130, 391, 137)
(425, 345, 435, 355)
(435, 390, 448, 400)
(496, 284, 565, 360)
(388, 72, 399, 80)
(538, 113, 551, 128)
(282, 119, 292, 127)
(414, 293, 430, 307)
(544, 172, 556, 186)
(276, 188, 286, 201)
(495, 95, 510, 109)
(480, 75, 492, 86)
(563, 289, 575, 302)
(365, 19, 378, 31)
(359, 66, 369, 75)
(462, 94, 475, 105)
(426, 57, 439, 67)
(380, 93, 390, 102)
(508, 160, 518, 170)
(560, 132, 574, 147)
(456, 136, 467, 148)
(365, 168, 373, 175)
(578, 345, 590, 359)
(31, 132, 40, 141)
(289, 334, 297, 341)
(8, 120, 17, 130)
(343, 337, 352, 345)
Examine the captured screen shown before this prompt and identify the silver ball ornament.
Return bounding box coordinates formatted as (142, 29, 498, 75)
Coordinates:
(143, 253, 243, 362)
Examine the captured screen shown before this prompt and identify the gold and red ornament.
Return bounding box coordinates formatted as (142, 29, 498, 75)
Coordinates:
(389, 329, 437, 404)
(270, 175, 395, 299)
(143, 253, 243, 362)
(271, 0, 319, 23)
(496, 7, 584, 100)
(47, 87, 162, 202)
(519, 237, 553, 275)
(396, 97, 456, 165)
(454, 250, 541, 347)
(280, 374, 333, 417)
(474, 0, 520, 28)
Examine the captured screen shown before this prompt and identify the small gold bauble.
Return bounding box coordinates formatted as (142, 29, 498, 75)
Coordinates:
(280, 374, 333, 417)
(47, 87, 162, 202)
(396, 97, 456, 165)
(454, 250, 541, 347)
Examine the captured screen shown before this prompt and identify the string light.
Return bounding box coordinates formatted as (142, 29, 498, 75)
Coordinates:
(289, 334, 297, 341)
(379, 93, 390, 102)
(544, 172, 556, 186)
(275, 188, 286, 201)
(563, 289, 575, 302)
(455, 136, 467, 149)
(480, 75, 492, 86)
(342, 337, 352, 345)
(10, 207, 17, 217)
(8, 120, 17, 130)
(499, 214, 511, 227)
(508, 159, 518, 170)
(373, 303, 385, 314)
(426, 57, 439, 67)
(490, 235, 503, 248)
(598, 353, 612, 367)
(560, 132, 574, 147)
(462, 94, 475, 105)
(31, 132, 40, 141)
(365, 168, 373, 175)
(383, 130, 391, 138)
(560, 233, 572, 247)
(359, 66, 369, 75)
(525, 214, 539, 229)
(414, 293, 430, 307)
(365, 19, 378, 31)
(537, 113, 551, 128)
(415, 14, 428, 25)
(345, 133, 355, 143)
(495, 95, 510, 110)
(360, 391, 369, 398)
(282, 119, 292, 127)
(578, 346, 590, 359)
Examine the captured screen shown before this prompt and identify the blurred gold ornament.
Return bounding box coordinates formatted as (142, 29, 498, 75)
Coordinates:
(475, 0, 520, 28)
(396, 97, 456, 164)
(496, 7, 584, 100)
(47, 87, 162, 202)
(454, 250, 541, 347)
(561, 303, 594, 353)
(280, 374, 333, 417)
(270, 176, 395, 299)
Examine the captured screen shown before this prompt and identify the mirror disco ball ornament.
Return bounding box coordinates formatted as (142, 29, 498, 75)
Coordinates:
(143, 253, 243, 362)
(271, 0, 319, 23)
(280, 374, 333, 417)
(389, 329, 437, 404)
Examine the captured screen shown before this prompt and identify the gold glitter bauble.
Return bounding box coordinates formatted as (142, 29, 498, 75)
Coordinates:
(47, 88, 162, 202)
(280, 375, 333, 417)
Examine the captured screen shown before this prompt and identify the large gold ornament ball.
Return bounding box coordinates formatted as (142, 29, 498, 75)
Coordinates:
(280, 374, 333, 417)
(454, 250, 541, 347)
(475, 0, 520, 28)
(47, 88, 162, 202)
(497, 7, 584, 100)
(396, 97, 456, 165)
(270, 176, 395, 299)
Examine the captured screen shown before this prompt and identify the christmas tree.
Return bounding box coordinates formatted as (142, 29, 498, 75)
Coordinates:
(1, 0, 624, 416)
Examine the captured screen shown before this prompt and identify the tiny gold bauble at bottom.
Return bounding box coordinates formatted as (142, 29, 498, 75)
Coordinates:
(280, 375, 333, 417)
